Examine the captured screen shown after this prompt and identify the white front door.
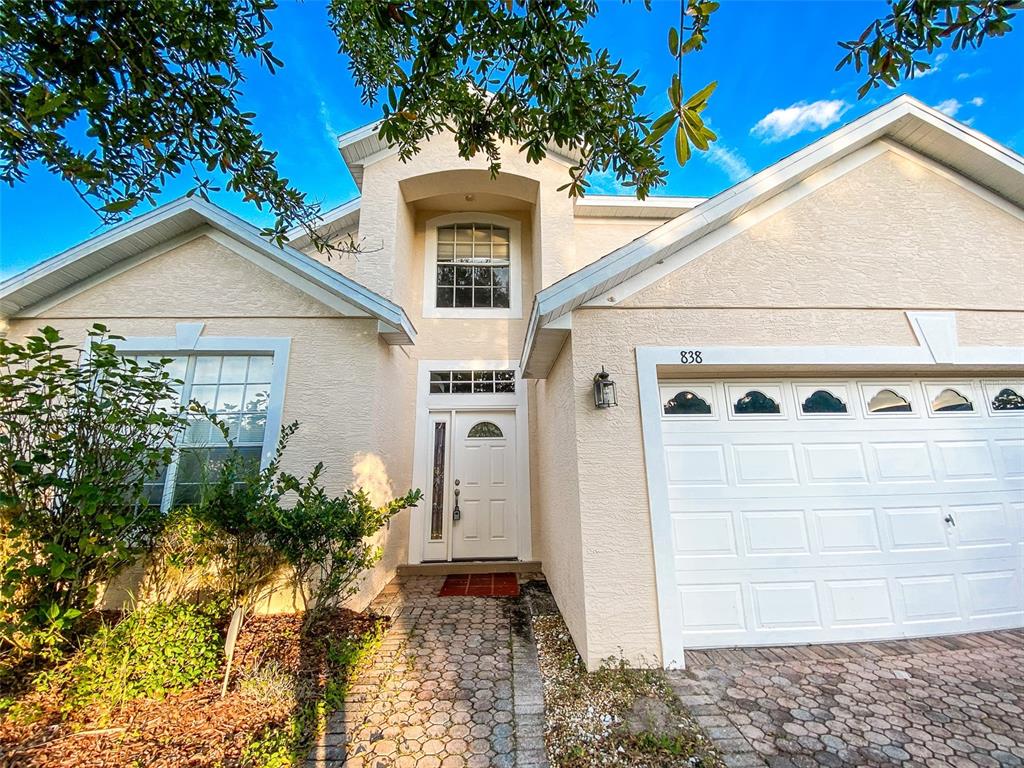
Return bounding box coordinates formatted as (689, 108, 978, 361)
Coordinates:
(651, 377, 1024, 649)
(451, 410, 518, 559)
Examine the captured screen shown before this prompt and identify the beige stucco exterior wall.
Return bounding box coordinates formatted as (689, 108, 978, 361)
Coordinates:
(625, 149, 1024, 311)
(530, 339, 589, 658)
(564, 144, 1024, 669)
(355, 135, 579, 300)
(405, 209, 534, 361)
(5, 233, 416, 612)
(572, 217, 668, 274)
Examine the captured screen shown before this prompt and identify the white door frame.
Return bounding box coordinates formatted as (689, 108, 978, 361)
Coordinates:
(409, 359, 532, 563)
(636, 311, 1024, 669)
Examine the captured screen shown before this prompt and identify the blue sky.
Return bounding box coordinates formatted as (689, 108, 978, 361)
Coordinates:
(1, 0, 1021, 279)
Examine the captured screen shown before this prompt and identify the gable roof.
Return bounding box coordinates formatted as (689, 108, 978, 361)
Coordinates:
(0, 197, 416, 344)
(521, 95, 1024, 377)
(337, 121, 586, 190)
(284, 197, 361, 249)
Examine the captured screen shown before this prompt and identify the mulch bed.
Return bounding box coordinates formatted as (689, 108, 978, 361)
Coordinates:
(0, 609, 384, 768)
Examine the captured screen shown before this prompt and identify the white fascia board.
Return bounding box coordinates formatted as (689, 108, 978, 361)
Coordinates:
(574, 195, 708, 218)
(1, 196, 416, 345)
(519, 95, 1024, 377)
(0, 196, 196, 299)
(284, 197, 361, 243)
(194, 201, 417, 343)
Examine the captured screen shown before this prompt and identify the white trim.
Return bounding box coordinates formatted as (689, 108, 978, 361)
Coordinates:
(18, 231, 202, 317)
(284, 197, 360, 244)
(409, 358, 532, 564)
(109, 333, 291, 514)
(522, 94, 1024, 377)
(1, 197, 416, 345)
(112, 333, 291, 475)
(584, 142, 889, 306)
(635, 312, 1024, 668)
(421, 213, 523, 320)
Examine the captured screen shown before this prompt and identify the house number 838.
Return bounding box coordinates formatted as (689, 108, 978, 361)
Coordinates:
(679, 350, 703, 364)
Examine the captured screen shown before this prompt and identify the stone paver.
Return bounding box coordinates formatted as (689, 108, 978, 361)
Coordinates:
(307, 575, 548, 768)
(668, 630, 1024, 768)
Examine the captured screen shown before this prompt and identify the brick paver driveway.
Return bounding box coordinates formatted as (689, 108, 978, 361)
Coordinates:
(669, 630, 1024, 768)
(307, 575, 548, 768)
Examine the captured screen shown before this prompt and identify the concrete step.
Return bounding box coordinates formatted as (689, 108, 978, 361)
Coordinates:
(397, 560, 543, 576)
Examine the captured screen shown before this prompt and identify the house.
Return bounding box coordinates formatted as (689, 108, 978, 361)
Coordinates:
(2, 95, 1022, 669)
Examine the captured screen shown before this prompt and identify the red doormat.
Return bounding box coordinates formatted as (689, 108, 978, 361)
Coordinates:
(438, 572, 519, 597)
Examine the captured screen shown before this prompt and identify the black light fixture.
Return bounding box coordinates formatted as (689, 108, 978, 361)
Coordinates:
(593, 366, 618, 408)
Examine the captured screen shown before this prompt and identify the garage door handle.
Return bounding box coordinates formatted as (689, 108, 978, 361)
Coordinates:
(944, 514, 956, 527)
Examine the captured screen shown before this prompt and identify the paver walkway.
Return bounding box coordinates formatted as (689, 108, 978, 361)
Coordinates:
(668, 629, 1024, 768)
(308, 574, 549, 768)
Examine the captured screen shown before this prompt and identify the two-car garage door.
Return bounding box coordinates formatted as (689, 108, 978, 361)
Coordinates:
(655, 377, 1024, 648)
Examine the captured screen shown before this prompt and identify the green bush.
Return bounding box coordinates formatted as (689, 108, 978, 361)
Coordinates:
(59, 602, 223, 712)
(0, 325, 198, 649)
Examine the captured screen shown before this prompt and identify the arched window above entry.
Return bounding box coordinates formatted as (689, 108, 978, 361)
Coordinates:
(733, 390, 780, 415)
(867, 388, 912, 413)
(467, 421, 503, 438)
(992, 387, 1024, 411)
(664, 390, 712, 415)
(931, 388, 974, 413)
(801, 389, 848, 414)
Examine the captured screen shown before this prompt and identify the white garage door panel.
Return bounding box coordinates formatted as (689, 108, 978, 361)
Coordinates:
(657, 377, 1024, 648)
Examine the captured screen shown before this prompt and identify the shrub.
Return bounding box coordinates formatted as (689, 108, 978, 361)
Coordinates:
(59, 602, 222, 712)
(0, 325, 196, 648)
(266, 466, 421, 628)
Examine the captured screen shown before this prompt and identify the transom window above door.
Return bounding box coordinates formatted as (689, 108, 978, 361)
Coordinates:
(424, 214, 522, 319)
(430, 369, 516, 394)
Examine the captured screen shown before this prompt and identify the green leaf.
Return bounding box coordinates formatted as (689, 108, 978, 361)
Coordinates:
(645, 109, 677, 146)
(675, 124, 691, 165)
(684, 80, 718, 110)
(668, 27, 680, 56)
(100, 197, 140, 214)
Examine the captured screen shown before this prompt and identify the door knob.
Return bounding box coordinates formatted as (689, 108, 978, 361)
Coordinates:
(453, 482, 461, 522)
(944, 514, 956, 527)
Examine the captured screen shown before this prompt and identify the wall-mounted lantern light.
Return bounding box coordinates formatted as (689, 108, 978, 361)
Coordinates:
(593, 366, 618, 408)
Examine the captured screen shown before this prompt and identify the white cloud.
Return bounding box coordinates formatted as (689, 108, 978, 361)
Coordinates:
(751, 100, 850, 143)
(956, 72, 972, 81)
(705, 143, 752, 183)
(585, 166, 628, 195)
(915, 52, 948, 78)
(933, 98, 962, 117)
(318, 100, 340, 149)
(970, 96, 985, 107)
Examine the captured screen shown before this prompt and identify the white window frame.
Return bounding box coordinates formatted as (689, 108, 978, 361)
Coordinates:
(983, 380, 1024, 416)
(924, 381, 979, 418)
(658, 381, 719, 420)
(409, 359, 532, 564)
(111, 327, 290, 512)
(794, 382, 856, 420)
(422, 212, 522, 320)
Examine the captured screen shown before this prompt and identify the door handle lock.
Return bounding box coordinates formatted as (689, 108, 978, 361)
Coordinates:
(944, 514, 956, 527)
(453, 479, 461, 522)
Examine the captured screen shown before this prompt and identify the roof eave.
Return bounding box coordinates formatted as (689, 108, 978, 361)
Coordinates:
(520, 95, 1024, 377)
(0, 197, 417, 345)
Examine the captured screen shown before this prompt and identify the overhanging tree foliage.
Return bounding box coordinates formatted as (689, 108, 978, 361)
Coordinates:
(0, 0, 1016, 248)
